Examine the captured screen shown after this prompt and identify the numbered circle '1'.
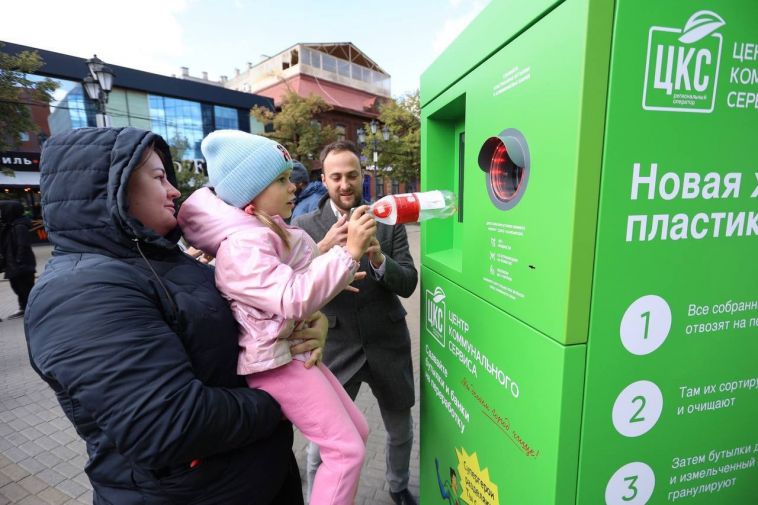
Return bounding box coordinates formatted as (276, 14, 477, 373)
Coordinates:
(620, 295, 672, 355)
(605, 461, 655, 505)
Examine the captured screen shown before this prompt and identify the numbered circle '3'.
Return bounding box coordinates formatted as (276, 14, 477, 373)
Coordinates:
(620, 295, 672, 355)
(605, 461, 655, 505)
(612, 380, 663, 438)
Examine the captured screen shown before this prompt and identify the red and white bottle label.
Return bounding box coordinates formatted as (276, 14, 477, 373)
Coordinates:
(393, 193, 420, 224)
(372, 201, 393, 219)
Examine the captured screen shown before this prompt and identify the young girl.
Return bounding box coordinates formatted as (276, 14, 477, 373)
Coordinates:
(178, 130, 375, 505)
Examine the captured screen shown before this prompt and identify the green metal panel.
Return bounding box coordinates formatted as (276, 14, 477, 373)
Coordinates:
(420, 0, 563, 107)
(422, 0, 758, 503)
(578, 1, 758, 503)
(421, 0, 613, 345)
(420, 266, 586, 504)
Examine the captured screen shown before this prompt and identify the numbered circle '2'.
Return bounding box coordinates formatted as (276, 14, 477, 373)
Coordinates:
(605, 461, 655, 505)
(620, 295, 671, 355)
(612, 380, 663, 438)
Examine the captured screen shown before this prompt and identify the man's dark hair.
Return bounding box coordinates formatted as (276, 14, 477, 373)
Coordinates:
(319, 139, 361, 165)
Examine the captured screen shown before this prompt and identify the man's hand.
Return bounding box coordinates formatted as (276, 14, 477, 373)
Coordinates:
(366, 237, 385, 268)
(289, 311, 328, 368)
(317, 214, 348, 254)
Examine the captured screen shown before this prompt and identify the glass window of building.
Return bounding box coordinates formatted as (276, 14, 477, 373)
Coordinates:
(301, 48, 310, 67)
(335, 124, 346, 141)
(375, 176, 385, 199)
(28, 75, 96, 135)
(337, 59, 350, 78)
(202, 104, 214, 135)
(352, 67, 361, 81)
(391, 179, 400, 194)
(214, 106, 239, 130)
(149, 95, 204, 159)
(310, 49, 322, 69)
(322, 54, 337, 73)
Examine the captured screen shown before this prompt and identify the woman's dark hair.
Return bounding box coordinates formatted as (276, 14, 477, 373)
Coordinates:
(135, 140, 170, 171)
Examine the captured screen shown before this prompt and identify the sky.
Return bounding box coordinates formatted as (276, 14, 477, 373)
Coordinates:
(3, 0, 490, 98)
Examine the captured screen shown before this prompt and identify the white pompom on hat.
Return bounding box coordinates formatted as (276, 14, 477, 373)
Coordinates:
(202, 129, 293, 208)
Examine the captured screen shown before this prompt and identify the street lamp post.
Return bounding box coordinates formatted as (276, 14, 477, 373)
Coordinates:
(82, 55, 115, 128)
(357, 119, 390, 171)
(357, 119, 392, 200)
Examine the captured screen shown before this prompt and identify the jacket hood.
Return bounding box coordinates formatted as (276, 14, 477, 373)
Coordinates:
(39, 127, 180, 257)
(178, 187, 269, 257)
(297, 181, 327, 202)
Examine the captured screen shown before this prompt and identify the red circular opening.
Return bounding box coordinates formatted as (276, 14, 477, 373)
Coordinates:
(489, 142, 523, 202)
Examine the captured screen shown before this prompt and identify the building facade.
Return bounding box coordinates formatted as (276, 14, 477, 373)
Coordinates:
(224, 43, 415, 200)
(0, 42, 274, 238)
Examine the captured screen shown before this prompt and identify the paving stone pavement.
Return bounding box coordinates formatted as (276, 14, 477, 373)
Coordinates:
(0, 224, 421, 504)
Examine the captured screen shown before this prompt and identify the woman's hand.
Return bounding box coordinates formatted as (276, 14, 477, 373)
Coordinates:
(343, 271, 367, 293)
(289, 311, 328, 369)
(185, 246, 213, 264)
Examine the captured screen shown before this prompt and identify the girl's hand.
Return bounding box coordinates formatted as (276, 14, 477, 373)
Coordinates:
(289, 311, 328, 369)
(343, 271, 367, 293)
(346, 206, 376, 261)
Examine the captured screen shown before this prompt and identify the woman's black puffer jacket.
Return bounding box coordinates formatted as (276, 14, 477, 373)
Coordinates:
(25, 127, 299, 504)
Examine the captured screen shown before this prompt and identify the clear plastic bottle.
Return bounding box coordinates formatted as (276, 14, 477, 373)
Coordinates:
(368, 190, 457, 225)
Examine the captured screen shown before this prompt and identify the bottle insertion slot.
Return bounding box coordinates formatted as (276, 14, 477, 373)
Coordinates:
(478, 128, 530, 210)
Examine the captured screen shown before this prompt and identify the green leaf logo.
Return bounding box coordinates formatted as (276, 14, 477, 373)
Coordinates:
(432, 286, 446, 304)
(678, 10, 725, 44)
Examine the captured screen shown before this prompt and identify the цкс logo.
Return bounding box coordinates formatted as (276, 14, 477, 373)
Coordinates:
(425, 286, 446, 347)
(642, 11, 725, 113)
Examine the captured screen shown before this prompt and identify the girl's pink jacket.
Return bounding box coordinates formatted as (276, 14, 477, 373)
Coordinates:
(178, 188, 359, 374)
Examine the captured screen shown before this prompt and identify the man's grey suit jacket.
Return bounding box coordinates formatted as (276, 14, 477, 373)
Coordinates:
(292, 197, 418, 410)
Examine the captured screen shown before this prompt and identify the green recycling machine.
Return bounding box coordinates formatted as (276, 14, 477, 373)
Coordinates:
(418, 1, 758, 504)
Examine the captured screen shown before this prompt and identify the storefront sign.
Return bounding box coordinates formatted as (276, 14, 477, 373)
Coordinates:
(0, 152, 41, 172)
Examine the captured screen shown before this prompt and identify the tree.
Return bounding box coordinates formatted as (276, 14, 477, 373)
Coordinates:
(168, 134, 190, 163)
(0, 43, 58, 154)
(250, 90, 337, 168)
(361, 90, 420, 184)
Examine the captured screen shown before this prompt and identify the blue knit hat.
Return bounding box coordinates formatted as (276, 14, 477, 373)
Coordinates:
(290, 161, 309, 184)
(202, 130, 293, 208)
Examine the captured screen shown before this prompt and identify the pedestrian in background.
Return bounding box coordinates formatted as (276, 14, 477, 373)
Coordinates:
(291, 162, 328, 220)
(293, 140, 419, 505)
(0, 200, 36, 320)
(290, 161, 310, 198)
(27, 127, 324, 504)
